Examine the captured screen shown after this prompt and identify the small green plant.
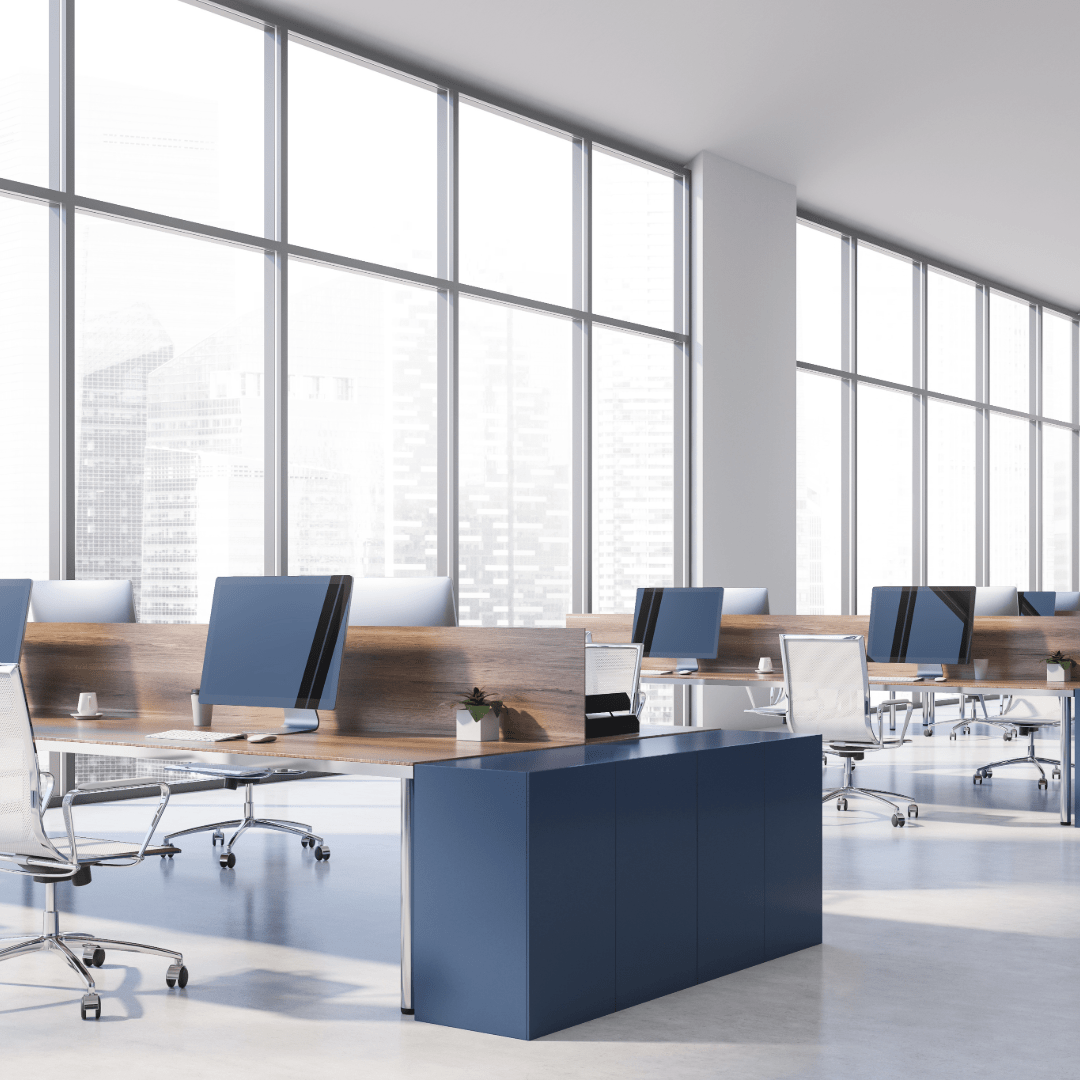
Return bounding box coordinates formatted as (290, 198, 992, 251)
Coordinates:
(1043, 651, 1075, 668)
(457, 687, 503, 722)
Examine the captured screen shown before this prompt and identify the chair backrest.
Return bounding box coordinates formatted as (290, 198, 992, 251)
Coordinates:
(0, 664, 69, 873)
(585, 643, 643, 702)
(1055, 591, 1080, 613)
(720, 587, 770, 615)
(779, 634, 876, 743)
(31, 579, 136, 623)
(974, 586, 1019, 616)
(347, 577, 457, 627)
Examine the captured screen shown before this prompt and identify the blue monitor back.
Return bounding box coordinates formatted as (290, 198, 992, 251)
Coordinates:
(1019, 591, 1056, 617)
(0, 579, 32, 664)
(866, 586, 975, 665)
(199, 576, 353, 710)
(632, 587, 724, 659)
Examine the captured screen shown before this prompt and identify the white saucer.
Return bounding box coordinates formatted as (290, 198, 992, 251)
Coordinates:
(70, 712, 103, 719)
(754, 668, 774, 675)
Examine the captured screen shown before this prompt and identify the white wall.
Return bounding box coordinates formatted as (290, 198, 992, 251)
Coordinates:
(689, 151, 796, 726)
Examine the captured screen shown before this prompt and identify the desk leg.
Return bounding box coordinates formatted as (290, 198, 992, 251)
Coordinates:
(47, 753, 76, 804)
(1060, 696, 1072, 826)
(922, 691, 935, 733)
(401, 777, 414, 1014)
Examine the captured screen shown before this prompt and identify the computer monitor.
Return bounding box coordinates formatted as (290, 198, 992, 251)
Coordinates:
(31, 579, 136, 623)
(199, 575, 353, 733)
(348, 576, 457, 627)
(866, 586, 976, 676)
(0, 580, 33, 664)
(1019, 591, 1056, 617)
(632, 587, 724, 674)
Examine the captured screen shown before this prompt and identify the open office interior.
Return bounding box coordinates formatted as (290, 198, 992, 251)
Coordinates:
(1, 1, 1079, 1077)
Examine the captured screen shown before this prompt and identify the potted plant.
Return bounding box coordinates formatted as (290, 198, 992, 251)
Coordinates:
(1043, 651, 1075, 682)
(455, 687, 503, 742)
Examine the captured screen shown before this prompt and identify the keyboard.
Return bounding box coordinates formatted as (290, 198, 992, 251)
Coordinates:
(146, 729, 246, 742)
(870, 676, 923, 683)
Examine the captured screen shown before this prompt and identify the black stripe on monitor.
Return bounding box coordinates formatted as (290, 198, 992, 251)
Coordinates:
(295, 576, 351, 709)
(633, 588, 665, 656)
(1019, 594, 1039, 617)
(888, 586, 919, 662)
(930, 587, 975, 662)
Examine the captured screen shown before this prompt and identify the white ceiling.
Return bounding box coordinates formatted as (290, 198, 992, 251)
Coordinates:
(253, 0, 1080, 311)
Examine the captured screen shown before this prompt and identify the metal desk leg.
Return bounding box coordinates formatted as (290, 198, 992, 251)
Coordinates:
(1060, 696, 1072, 826)
(401, 777, 414, 1013)
(922, 690, 935, 733)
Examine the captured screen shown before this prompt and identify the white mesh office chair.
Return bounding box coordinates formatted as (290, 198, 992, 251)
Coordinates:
(1054, 592, 1080, 613)
(780, 634, 918, 827)
(0, 664, 187, 1020)
(972, 695, 1062, 789)
(30, 579, 136, 623)
(585, 643, 645, 737)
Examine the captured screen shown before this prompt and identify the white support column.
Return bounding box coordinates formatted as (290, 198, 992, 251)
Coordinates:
(689, 152, 796, 726)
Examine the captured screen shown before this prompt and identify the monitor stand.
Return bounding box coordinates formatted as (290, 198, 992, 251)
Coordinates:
(916, 664, 943, 678)
(675, 658, 699, 674)
(283, 708, 319, 733)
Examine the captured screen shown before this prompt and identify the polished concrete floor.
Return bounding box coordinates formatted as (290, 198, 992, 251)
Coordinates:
(3, 723, 1079, 1078)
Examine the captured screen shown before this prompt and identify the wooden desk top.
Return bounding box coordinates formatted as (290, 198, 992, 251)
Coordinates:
(31, 710, 599, 777)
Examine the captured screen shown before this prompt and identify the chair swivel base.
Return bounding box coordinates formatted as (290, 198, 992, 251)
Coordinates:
(823, 752, 918, 827)
(0, 881, 187, 1019)
(973, 727, 1062, 790)
(164, 781, 328, 868)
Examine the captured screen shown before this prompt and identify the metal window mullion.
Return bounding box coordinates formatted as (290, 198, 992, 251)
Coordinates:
(913, 260, 927, 585)
(840, 235, 856, 614)
(436, 89, 458, 588)
(975, 286, 989, 584)
(571, 137, 590, 614)
(1073, 319, 1080, 591)
(1031, 304, 1041, 589)
(673, 173, 690, 593)
(49, 0, 74, 581)
(263, 26, 287, 576)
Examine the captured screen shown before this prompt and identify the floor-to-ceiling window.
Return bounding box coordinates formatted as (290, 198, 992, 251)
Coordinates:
(0, 0, 687, 637)
(796, 217, 1079, 613)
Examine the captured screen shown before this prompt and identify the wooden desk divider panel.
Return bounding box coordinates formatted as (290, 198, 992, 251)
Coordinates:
(21, 623, 587, 742)
(567, 613, 1080, 682)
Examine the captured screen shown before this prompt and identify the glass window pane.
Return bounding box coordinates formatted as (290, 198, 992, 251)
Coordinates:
(288, 262, 437, 576)
(592, 328, 674, 614)
(927, 400, 975, 584)
(76, 0, 263, 234)
(75, 215, 264, 621)
(0, 0, 49, 186)
(988, 413, 1030, 588)
(857, 243, 913, 384)
(458, 103, 572, 307)
(1043, 424, 1072, 591)
(592, 149, 675, 331)
(989, 292, 1030, 411)
(857, 385, 912, 613)
(289, 42, 437, 275)
(796, 370, 843, 614)
(458, 300, 571, 626)
(927, 269, 976, 400)
(0, 195, 50, 578)
(796, 223, 842, 370)
(1042, 310, 1074, 423)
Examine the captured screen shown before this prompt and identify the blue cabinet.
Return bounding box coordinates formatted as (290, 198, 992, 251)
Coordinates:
(413, 729, 821, 1039)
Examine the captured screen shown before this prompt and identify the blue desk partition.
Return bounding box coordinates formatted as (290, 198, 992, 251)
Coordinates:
(412, 729, 822, 1039)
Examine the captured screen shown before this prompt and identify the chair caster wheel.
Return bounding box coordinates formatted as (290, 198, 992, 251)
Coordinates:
(313, 845, 330, 861)
(1003, 733, 1013, 742)
(166, 963, 189, 989)
(301, 835, 316, 848)
(962, 727, 970, 736)
(823, 755, 828, 765)
(836, 798, 847, 811)
(891, 813, 905, 827)
(984, 770, 992, 778)
(1039, 778, 1048, 790)
(1053, 769, 1062, 780)
(219, 852, 235, 869)
(923, 729, 933, 737)
(973, 774, 982, 785)
(949, 732, 957, 741)
(212, 830, 224, 846)
(159, 852, 174, 859)
(80, 991, 100, 1020)
(83, 946, 105, 968)
(907, 804, 918, 818)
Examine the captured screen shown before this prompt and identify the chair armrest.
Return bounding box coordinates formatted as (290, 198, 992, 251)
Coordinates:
(62, 779, 172, 863)
(37, 770, 55, 812)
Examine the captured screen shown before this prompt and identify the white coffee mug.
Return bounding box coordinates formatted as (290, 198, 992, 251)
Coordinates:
(973, 659, 989, 681)
(757, 657, 773, 672)
(77, 692, 98, 716)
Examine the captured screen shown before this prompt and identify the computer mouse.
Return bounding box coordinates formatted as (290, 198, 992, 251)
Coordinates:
(246, 733, 277, 743)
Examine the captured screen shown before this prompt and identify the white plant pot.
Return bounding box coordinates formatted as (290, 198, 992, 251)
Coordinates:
(456, 708, 500, 742)
(1046, 663, 1069, 683)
